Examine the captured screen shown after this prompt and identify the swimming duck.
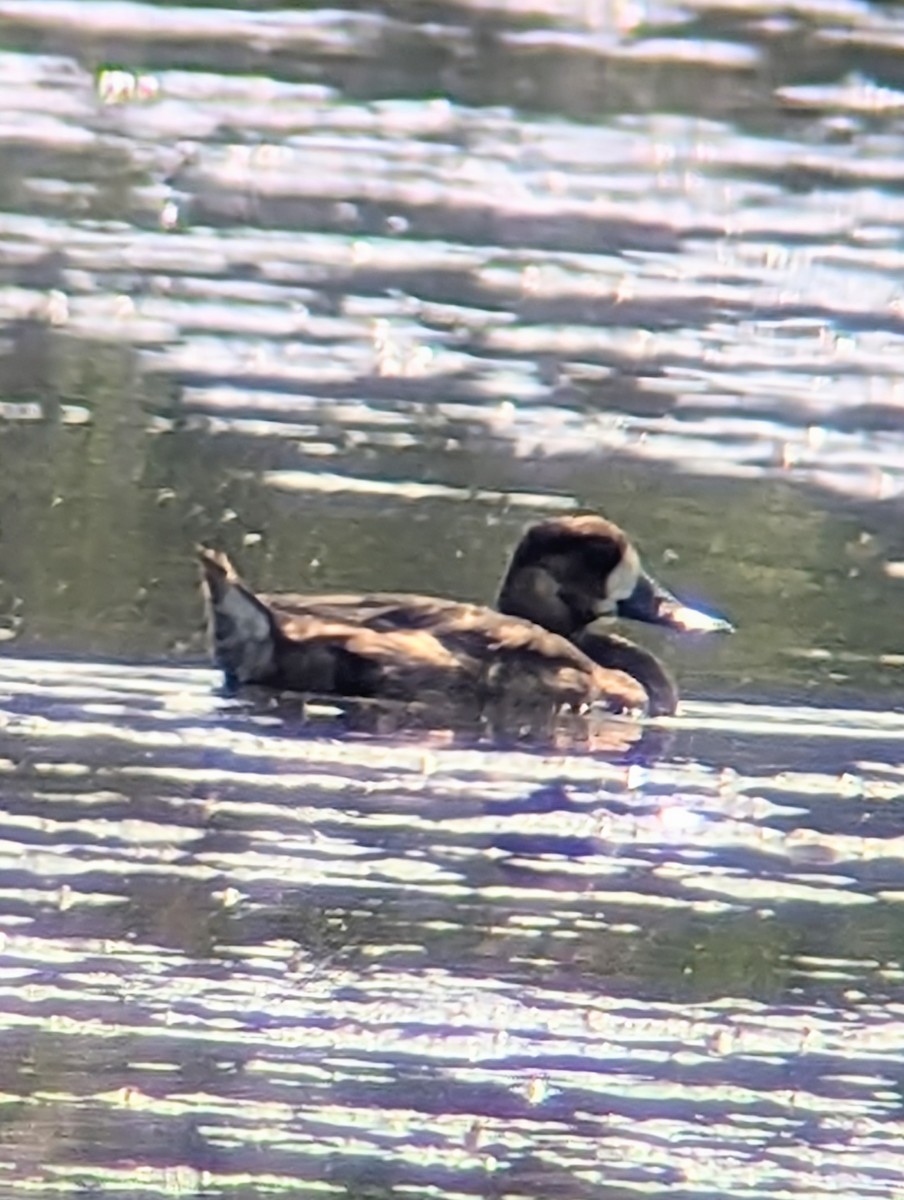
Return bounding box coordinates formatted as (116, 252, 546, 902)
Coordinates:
(197, 513, 730, 722)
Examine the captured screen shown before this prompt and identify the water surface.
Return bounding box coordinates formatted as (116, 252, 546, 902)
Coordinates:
(1, 1, 904, 1196)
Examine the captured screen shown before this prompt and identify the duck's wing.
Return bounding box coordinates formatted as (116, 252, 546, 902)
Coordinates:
(271, 602, 647, 714)
(268, 608, 474, 702)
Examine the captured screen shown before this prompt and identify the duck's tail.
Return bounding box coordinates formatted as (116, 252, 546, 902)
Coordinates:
(196, 546, 277, 687)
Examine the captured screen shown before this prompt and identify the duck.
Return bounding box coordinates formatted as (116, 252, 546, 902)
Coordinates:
(197, 513, 731, 723)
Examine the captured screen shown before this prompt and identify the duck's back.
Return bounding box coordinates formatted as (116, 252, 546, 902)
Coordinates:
(259, 590, 474, 631)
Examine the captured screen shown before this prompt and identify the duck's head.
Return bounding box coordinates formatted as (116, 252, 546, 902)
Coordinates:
(496, 513, 732, 638)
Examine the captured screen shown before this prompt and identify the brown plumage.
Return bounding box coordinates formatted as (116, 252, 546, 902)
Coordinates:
(197, 513, 731, 723)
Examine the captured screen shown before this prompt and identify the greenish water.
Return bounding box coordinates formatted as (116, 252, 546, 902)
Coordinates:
(1, 1, 904, 1197)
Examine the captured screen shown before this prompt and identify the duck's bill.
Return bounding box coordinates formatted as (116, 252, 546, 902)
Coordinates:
(662, 602, 734, 634)
(616, 571, 734, 634)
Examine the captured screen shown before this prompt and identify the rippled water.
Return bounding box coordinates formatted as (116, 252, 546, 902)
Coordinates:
(2, 0, 904, 1196)
(4, 657, 904, 1198)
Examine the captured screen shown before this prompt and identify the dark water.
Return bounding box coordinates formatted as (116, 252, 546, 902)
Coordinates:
(1, 1, 904, 1196)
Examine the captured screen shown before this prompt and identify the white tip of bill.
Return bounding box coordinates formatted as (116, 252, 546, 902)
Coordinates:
(670, 605, 734, 634)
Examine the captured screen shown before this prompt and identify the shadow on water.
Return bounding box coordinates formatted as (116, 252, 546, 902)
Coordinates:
(1, 0, 904, 1195)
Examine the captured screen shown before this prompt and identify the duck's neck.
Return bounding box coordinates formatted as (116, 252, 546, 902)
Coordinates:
(573, 628, 678, 716)
(496, 565, 580, 636)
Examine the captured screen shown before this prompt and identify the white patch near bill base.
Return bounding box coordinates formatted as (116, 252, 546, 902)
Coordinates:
(592, 544, 641, 615)
(606, 545, 641, 602)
